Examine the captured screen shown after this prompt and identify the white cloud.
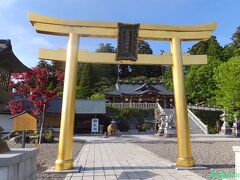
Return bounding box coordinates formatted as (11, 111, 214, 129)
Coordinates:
(0, 16, 55, 67)
(6, 25, 54, 48)
(0, 0, 17, 9)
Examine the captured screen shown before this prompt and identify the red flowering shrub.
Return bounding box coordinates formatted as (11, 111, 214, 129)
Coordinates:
(7, 65, 64, 117)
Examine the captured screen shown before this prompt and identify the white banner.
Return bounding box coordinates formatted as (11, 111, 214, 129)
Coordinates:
(91, 118, 99, 133)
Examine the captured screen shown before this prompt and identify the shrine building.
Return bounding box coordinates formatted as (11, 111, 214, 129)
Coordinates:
(0, 40, 29, 132)
(0, 40, 29, 108)
(105, 81, 174, 108)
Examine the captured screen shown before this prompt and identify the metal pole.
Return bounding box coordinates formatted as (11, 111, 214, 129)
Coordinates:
(21, 131, 25, 148)
(39, 103, 46, 144)
(55, 33, 79, 170)
(170, 38, 194, 167)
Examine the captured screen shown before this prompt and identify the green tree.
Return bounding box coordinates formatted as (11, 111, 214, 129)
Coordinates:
(163, 36, 222, 93)
(96, 43, 115, 52)
(129, 40, 163, 77)
(231, 26, 240, 48)
(162, 67, 173, 90)
(188, 36, 223, 59)
(214, 56, 240, 120)
(37, 60, 64, 95)
(77, 64, 94, 98)
(130, 40, 152, 77)
(90, 93, 105, 100)
(221, 26, 240, 60)
(185, 57, 221, 104)
(92, 43, 117, 92)
(94, 43, 117, 82)
(222, 45, 237, 60)
(51, 61, 65, 71)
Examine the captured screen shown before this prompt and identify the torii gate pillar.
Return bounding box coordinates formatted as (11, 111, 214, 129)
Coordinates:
(171, 38, 194, 166)
(55, 33, 79, 170)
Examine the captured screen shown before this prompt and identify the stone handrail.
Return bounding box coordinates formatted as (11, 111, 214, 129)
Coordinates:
(156, 103, 165, 114)
(106, 102, 158, 109)
(188, 109, 208, 134)
(188, 105, 223, 112)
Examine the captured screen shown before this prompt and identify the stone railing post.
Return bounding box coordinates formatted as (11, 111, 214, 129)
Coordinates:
(233, 146, 240, 176)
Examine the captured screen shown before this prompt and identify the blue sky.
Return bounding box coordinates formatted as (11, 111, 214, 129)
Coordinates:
(0, 0, 239, 67)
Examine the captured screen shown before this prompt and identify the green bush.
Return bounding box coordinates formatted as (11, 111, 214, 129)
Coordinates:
(208, 126, 218, 134)
(107, 107, 153, 123)
(137, 124, 147, 132)
(42, 130, 54, 143)
(141, 124, 148, 131)
(90, 93, 105, 100)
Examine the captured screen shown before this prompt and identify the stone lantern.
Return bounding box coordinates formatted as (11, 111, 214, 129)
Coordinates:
(157, 113, 167, 136)
(107, 120, 118, 136)
(233, 112, 240, 137)
(220, 112, 232, 135)
(164, 115, 176, 137)
(0, 126, 3, 140)
(0, 126, 10, 153)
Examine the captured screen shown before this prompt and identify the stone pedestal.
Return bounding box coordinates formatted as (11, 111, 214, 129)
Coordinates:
(163, 115, 176, 137)
(164, 127, 176, 137)
(0, 148, 38, 180)
(0, 141, 10, 153)
(157, 125, 164, 136)
(233, 146, 240, 177)
(220, 112, 232, 135)
(220, 121, 232, 135)
(235, 118, 240, 137)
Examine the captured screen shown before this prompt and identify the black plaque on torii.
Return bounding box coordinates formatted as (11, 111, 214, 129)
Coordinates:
(116, 23, 140, 61)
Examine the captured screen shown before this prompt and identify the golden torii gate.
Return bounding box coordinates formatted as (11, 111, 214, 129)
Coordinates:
(28, 12, 217, 170)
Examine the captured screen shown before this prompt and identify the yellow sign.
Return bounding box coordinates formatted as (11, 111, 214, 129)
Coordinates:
(13, 113, 37, 131)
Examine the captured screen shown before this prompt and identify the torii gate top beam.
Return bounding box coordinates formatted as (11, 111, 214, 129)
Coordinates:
(28, 12, 217, 41)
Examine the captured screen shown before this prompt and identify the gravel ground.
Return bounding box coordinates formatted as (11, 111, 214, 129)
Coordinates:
(7, 140, 85, 180)
(133, 138, 239, 180)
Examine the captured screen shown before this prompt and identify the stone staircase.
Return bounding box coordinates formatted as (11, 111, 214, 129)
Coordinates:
(155, 103, 208, 134)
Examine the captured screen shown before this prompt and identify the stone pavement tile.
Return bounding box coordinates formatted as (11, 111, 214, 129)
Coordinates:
(117, 175, 129, 180)
(177, 169, 196, 175)
(157, 175, 177, 180)
(152, 175, 167, 180)
(184, 175, 207, 180)
(105, 175, 118, 180)
(165, 175, 186, 180)
(64, 176, 71, 180)
(66, 173, 73, 177)
(71, 172, 83, 177)
(65, 136, 207, 180)
(81, 176, 94, 180)
(114, 169, 128, 177)
(104, 169, 116, 176)
(94, 175, 106, 180)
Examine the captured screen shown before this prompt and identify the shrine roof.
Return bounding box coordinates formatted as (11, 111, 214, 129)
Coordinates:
(0, 40, 29, 72)
(105, 82, 173, 96)
(46, 98, 106, 114)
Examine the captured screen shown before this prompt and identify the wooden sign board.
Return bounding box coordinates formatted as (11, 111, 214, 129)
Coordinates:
(116, 23, 139, 61)
(13, 113, 37, 131)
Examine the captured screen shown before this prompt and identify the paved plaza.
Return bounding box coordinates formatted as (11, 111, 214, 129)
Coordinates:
(64, 136, 206, 180)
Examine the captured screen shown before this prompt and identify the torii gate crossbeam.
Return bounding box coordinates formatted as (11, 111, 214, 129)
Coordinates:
(28, 12, 217, 170)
